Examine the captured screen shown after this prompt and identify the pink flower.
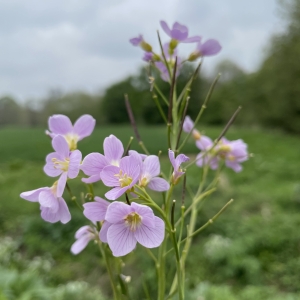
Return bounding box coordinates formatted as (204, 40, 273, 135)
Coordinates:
(169, 150, 190, 184)
(102, 202, 165, 257)
(20, 182, 71, 224)
(80, 134, 124, 184)
(101, 155, 141, 200)
(43, 135, 82, 197)
(46, 114, 95, 150)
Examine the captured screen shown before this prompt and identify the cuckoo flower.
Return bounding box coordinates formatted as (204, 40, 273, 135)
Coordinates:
(169, 150, 190, 184)
(20, 182, 71, 224)
(138, 155, 169, 191)
(217, 138, 248, 172)
(155, 58, 181, 82)
(103, 202, 165, 257)
(46, 114, 96, 150)
(44, 135, 82, 197)
(160, 21, 200, 46)
(71, 225, 98, 255)
(101, 155, 141, 200)
(188, 39, 222, 61)
(83, 196, 112, 243)
(81, 134, 124, 183)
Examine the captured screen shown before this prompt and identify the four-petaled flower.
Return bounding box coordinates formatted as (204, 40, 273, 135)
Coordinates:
(101, 155, 141, 200)
(102, 202, 165, 257)
(20, 182, 71, 224)
(44, 135, 82, 197)
(168, 150, 190, 184)
(81, 134, 124, 183)
(129, 34, 152, 52)
(46, 114, 95, 151)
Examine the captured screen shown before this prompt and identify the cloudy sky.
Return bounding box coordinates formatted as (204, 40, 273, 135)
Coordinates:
(0, 0, 286, 102)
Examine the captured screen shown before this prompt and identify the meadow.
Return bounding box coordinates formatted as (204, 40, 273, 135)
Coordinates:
(0, 125, 300, 299)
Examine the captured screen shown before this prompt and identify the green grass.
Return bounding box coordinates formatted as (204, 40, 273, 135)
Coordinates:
(0, 125, 299, 299)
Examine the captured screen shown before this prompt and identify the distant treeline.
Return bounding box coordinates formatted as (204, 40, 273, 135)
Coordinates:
(1, 0, 299, 133)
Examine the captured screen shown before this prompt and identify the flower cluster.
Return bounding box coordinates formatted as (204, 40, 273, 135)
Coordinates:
(21, 114, 191, 257)
(183, 116, 249, 172)
(130, 20, 222, 81)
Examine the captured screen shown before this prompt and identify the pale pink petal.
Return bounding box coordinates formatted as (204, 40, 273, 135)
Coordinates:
(99, 221, 112, 243)
(168, 150, 176, 169)
(75, 225, 91, 239)
(142, 155, 160, 178)
(57, 172, 67, 197)
(105, 201, 132, 224)
(57, 197, 71, 224)
(48, 115, 73, 135)
(134, 217, 165, 248)
(39, 190, 59, 213)
(52, 135, 69, 157)
(107, 223, 137, 257)
(148, 177, 170, 192)
(120, 155, 141, 178)
(182, 116, 194, 133)
(101, 165, 121, 187)
(225, 161, 242, 172)
(68, 150, 82, 178)
(20, 187, 48, 202)
(40, 207, 60, 223)
(83, 197, 109, 222)
(131, 202, 155, 228)
(160, 20, 171, 37)
(81, 153, 108, 176)
(175, 154, 190, 169)
(43, 163, 62, 177)
(71, 235, 92, 255)
(182, 36, 201, 43)
(105, 186, 129, 200)
(82, 174, 101, 183)
(103, 135, 124, 164)
(73, 115, 96, 140)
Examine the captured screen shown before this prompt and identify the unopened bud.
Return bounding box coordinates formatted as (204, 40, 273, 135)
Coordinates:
(140, 41, 152, 52)
(169, 39, 178, 50)
(188, 51, 200, 62)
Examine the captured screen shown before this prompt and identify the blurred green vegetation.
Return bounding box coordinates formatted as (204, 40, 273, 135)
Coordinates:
(0, 125, 299, 299)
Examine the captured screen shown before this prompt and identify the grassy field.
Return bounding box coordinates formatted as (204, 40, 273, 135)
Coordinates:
(0, 125, 300, 299)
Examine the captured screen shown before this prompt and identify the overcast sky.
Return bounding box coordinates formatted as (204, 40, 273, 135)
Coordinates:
(0, 0, 286, 102)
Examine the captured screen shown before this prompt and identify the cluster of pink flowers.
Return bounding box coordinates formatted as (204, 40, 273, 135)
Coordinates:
(20, 114, 190, 257)
(183, 116, 249, 172)
(130, 20, 222, 81)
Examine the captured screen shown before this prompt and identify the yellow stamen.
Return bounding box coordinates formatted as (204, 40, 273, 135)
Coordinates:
(64, 134, 79, 151)
(114, 170, 133, 188)
(124, 212, 142, 231)
(51, 157, 70, 172)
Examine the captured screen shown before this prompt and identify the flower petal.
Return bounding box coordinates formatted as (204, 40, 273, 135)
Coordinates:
(199, 39, 222, 56)
(57, 197, 71, 224)
(48, 115, 73, 135)
(107, 223, 137, 257)
(81, 153, 108, 176)
(160, 20, 171, 37)
(101, 165, 121, 187)
(75, 225, 91, 239)
(142, 155, 160, 178)
(105, 201, 132, 224)
(134, 216, 165, 248)
(57, 172, 67, 197)
(148, 177, 170, 192)
(73, 115, 96, 140)
(40, 207, 60, 223)
(68, 150, 82, 179)
(20, 187, 48, 202)
(39, 190, 59, 213)
(182, 35, 201, 43)
(105, 187, 128, 200)
(131, 202, 155, 228)
(71, 234, 92, 255)
(83, 197, 109, 222)
(43, 162, 62, 177)
(99, 221, 112, 243)
(82, 174, 101, 183)
(120, 155, 141, 179)
(103, 135, 124, 165)
(175, 153, 190, 169)
(182, 116, 194, 133)
(168, 150, 176, 169)
(52, 135, 70, 157)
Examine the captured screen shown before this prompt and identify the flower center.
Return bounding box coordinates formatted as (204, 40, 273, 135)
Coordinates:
(218, 145, 231, 159)
(64, 133, 79, 151)
(139, 177, 149, 187)
(192, 129, 201, 140)
(124, 212, 142, 231)
(115, 170, 133, 188)
(51, 157, 70, 172)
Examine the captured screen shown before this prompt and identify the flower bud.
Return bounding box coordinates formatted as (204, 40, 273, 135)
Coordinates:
(169, 39, 178, 50)
(140, 41, 152, 52)
(188, 51, 200, 62)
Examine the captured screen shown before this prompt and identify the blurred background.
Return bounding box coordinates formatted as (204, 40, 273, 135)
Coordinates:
(0, 0, 300, 299)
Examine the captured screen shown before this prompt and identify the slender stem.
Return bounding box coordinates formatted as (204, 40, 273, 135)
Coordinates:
(154, 83, 169, 106)
(178, 73, 221, 152)
(157, 30, 172, 80)
(153, 93, 168, 123)
(168, 56, 178, 124)
(124, 136, 134, 156)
